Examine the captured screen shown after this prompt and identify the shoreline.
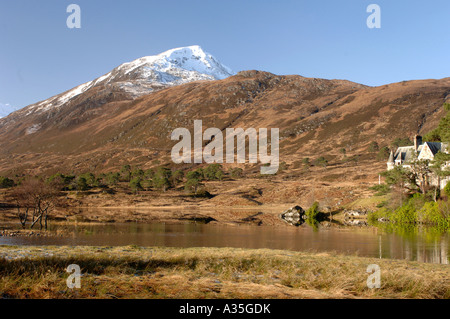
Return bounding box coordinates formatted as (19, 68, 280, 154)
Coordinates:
(0, 203, 365, 238)
(0, 204, 311, 228)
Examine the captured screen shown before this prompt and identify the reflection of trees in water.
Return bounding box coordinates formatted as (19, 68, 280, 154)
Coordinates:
(375, 223, 449, 264)
(14, 208, 449, 264)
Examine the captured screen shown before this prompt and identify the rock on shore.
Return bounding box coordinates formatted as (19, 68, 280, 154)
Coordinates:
(279, 206, 306, 226)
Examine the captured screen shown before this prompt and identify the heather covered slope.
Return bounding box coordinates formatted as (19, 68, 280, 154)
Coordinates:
(0, 71, 449, 178)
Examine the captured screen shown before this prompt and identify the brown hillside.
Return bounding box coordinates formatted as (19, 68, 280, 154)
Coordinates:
(0, 71, 449, 188)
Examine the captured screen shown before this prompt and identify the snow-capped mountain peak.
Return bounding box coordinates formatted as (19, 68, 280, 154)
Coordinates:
(120, 45, 234, 80)
(103, 45, 234, 87)
(20, 46, 235, 116)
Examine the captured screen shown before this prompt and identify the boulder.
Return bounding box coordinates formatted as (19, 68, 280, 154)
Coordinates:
(280, 206, 306, 226)
(343, 209, 368, 218)
(343, 219, 368, 226)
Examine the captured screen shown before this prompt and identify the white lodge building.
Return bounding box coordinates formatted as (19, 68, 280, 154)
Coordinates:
(387, 135, 450, 190)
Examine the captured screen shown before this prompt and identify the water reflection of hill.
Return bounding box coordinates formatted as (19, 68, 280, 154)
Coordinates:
(1, 221, 448, 264)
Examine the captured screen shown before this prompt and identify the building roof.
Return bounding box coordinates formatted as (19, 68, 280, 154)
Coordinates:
(393, 146, 416, 163)
(426, 142, 443, 155)
(392, 142, 446, 164)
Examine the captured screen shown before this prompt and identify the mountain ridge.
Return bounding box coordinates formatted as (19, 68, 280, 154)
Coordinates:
(0, 69, 449, 179)
(0, 45, 449, 186)
(1, 45, 234, 122)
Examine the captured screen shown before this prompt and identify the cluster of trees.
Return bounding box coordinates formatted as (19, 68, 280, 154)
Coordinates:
(300, 157, 328, 170)
(42, 167, 181, 193)
(368, 103, 450, 227)
(367, 141, 390, 161)
(378, 103, 450, 201)
(1, 163, 249, 199)
(370, 160, 450, 228)
(183, 164, 221, 196)
(12, 163, 246, 196)
(367, 138, 414, 162)
(423, 103, 450, 143)
(379, 151, 450, 201)
(368, 103, 450, 164)
(0, 176, 14, 189)
(369, 192, 450, 229)
(371, 153, 449, 225)
(0, 163, 250, 228)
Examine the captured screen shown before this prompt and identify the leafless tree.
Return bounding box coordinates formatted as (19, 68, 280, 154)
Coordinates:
(10, 178, 61, 230)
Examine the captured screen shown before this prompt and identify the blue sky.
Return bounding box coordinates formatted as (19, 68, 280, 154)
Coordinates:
(0, 0, 449, 110)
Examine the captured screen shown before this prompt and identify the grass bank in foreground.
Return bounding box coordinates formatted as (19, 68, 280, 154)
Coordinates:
(0, 246, 448, 299)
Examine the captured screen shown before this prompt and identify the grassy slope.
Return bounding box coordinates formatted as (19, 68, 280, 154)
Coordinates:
(0, 246, 448, 299)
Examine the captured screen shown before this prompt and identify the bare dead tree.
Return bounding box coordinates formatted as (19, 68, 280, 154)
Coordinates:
(10, 178, 60, 230)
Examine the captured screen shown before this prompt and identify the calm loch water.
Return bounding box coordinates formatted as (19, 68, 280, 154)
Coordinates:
(1, 221, 448, 264)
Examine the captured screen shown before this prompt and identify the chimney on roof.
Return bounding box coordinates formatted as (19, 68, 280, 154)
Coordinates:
(414, 135, 422, 152)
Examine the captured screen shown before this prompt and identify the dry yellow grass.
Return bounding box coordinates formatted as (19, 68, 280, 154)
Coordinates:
(0, 245, 448, 299)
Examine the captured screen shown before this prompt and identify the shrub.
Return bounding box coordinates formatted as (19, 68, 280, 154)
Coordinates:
(79, 173, 97, 187)
(153, 168, 172, 192)
(368, 141, 379, 153)
(47, 173, 75, 189)
(120, 165, 132, 182)
(192, 187, 212, 198)
(391, 137, 413, 148)
(77, 177, 88, 191)
(408, 193, 427, 211)
(172, 170, 184, 185)
(131, 168, 144, 179)
(186, 169, 204, 181)
(418, 201, 449, 228)
(215, 170, 224, 181)
(305, 202, 320, 221)
(391, 201, 417, 224)
(144, 169, 155, 179)
(376, 146, 391, 161)
(0, 176, 14, 188)
(369, 197, 449, 229)
(229, 167, 243, 179)
(140, 179, 152, 190)
(185, 178, 201, 195)
(423, 129, 441, 142)
(46, 174, 68, 190)
(204, 164, 223, 181)
(314, 157, 328, 168)
(368, 208, 391, 224)
(129, 177, 143, 193)
(376, 201, 388, 208)
(106, 172, 120, 186)
(279, 161, 288, 171)
(369, 183, 390, 196)
(444, 181, 450, 198)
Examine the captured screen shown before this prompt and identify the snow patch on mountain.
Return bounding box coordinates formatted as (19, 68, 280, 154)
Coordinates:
(117, 45, 234, 81)
(28, 81, 94, 114)
(24, 45, 235, 116)
(26, 123, 41, 135)
(0, 103, 19, 118)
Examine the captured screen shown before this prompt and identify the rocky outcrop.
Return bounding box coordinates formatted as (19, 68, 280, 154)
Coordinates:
(343, 209, 369, 218)
(280, 206, 306, 226)
(343, 219, 368, 226)
(343, 209, 369, 227)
